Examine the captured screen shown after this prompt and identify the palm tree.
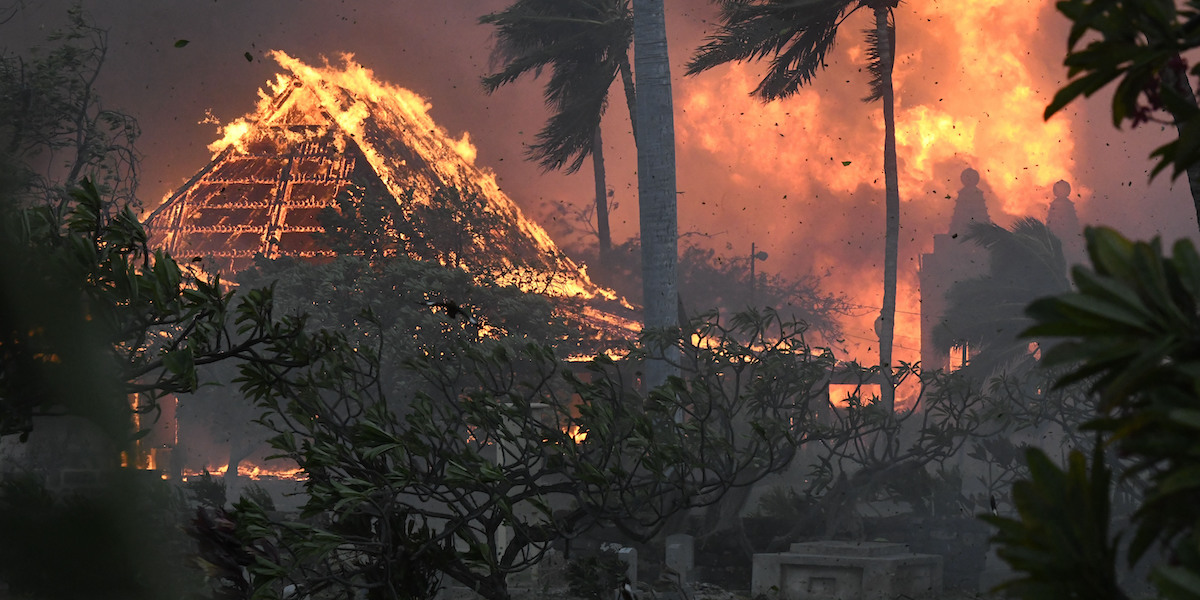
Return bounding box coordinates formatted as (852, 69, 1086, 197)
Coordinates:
(632, 0, 680, 389)
(686, 0, 901, 410)
(481, 0, 636, 264)
(934, 218, 1071, 380)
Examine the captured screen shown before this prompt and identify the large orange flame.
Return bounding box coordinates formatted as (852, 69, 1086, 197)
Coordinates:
(207, 50, 621, 304)
(676, 0, 1078, 366)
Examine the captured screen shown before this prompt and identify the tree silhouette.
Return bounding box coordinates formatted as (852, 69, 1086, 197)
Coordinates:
(0, 6, 140, 214)
(687, 0, 903, 410)
(481, 0, 636, 263)
(934, 218, 1071, 380)
(1045, 0, 1200, 231)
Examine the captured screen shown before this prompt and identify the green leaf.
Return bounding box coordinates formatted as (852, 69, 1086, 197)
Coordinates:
(1153, 565, 1200, 600)
(1054, 293, 1154, 331)
(162, 348, 194, 374)
(1167, 408, 1200, 430)
(1157, 465, 1200, 496)
(174, 39, 189, 48)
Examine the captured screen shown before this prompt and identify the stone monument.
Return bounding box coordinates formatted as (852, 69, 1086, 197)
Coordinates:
(752, 541, 942, 600)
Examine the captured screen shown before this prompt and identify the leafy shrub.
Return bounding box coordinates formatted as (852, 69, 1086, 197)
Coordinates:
(566, 551, 627, 600)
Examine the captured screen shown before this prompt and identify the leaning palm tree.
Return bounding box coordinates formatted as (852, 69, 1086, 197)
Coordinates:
(935, 218, 1071, 380)
(481, 0, 636, 264)
(687, 0, 902, 410)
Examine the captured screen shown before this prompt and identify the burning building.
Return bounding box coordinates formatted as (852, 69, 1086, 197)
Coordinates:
(150, 51, 628, 300)
(920, 168, 1081, 374)
(146, 50, 640, 347)
(141, 51, 641, 481)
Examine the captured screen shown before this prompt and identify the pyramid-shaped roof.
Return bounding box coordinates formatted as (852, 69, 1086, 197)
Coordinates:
(148, 52, 612, 299)
(146, 51, 636, 345)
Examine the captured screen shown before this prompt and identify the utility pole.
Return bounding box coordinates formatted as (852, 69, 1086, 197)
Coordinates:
(750, 243, 768, 307)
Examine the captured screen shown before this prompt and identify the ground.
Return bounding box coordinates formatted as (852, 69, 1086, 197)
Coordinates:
(441, 582, 1000, 600)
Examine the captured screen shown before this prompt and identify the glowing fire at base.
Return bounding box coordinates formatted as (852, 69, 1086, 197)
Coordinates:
(829, 383, 882, 409)
(181, 464, 306, 482)
(566, 425, 588, 444)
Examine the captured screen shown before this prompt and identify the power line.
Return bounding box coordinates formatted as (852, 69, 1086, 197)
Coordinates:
(839, 331, 921, 353)
(845, 303, 923, 317)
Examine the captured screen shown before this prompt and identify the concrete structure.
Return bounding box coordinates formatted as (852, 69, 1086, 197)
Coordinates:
(752, 541, 942, 600)
(1046, 179, 1084, 266)
(665, 533, 695, 582)
(617, 546, 638, 585)
(919, 168, 992, 371)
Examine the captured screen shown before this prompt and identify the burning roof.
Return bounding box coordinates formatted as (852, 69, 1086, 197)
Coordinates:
(146, 51, 637, 343)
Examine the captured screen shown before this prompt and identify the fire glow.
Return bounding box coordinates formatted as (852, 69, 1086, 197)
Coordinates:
(181, 464, 306, 482)
(828, 383, 881, 409)
(205, 51, 617, 305)
(676, 0, 1079, 366)
(566, 425, 588, 444)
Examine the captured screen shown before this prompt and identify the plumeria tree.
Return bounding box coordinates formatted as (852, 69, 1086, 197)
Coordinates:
(199, 309, 837, 600)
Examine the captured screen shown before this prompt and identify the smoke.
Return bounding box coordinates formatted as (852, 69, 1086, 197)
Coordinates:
(4, 0, 1196, 364)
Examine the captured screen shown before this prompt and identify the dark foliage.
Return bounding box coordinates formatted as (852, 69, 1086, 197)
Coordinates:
(0, 472, 200, 600)
(222, 308, 834, 600)
(687, 0, 899, 102)
(1045, 0, 1200, 179)
(566, 552, 627, 600)
(583, 237, 850, 344)
(987, 226, 1200, 599)
(0, 180, 302, 445)
(0, 6, 139, 211)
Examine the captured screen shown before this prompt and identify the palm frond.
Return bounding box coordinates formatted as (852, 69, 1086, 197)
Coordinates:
(481, 0, 632, 173)
(969, 218, 1070, 293)
(686, 0, 859, 101)
(934, 218, 1072, 376)
(529, 57, 617, 172)
(861, 10, 895, 103)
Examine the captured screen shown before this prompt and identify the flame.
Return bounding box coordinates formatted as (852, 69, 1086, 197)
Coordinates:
(208, 119, 252, 155)
(565, 425, 588, 444)
(181, 463, 306, 481)
(678, 0, 1078, 366)
(829, 383, 881, 409)
(897, 0, 1079, 215)
(196, 51, 624, 307)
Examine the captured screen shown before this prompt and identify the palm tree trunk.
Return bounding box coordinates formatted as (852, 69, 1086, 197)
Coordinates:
(632, 0, 679, 390)
(592, 127, 612, 264)
(1162, 56, 1200, 231)
(876, 6, 899, 413)
(619, 52, 638, 144)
